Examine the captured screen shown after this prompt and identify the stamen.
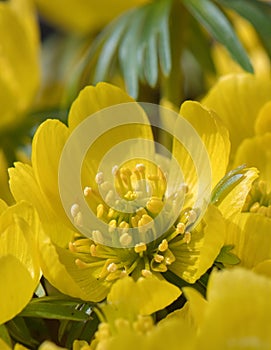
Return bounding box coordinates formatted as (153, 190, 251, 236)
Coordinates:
(158, 239, 168, 252)
(96, 204, 104, 218)
(70, 203, 80, 218)
(134, 242, 147, 253)
(184, 231, 191, 244)
(95, 172, 104, 185)
(154, 254, 164, 263)
(92, 230, 103, 243)
(141, 269, 152, 277)
(177, 222, 185, 234)
(119, 233, 132, 246)
(146, 197, 164, 215)
(74, 211, 83, 227)
(187, 209, 198, 225)
(107, 262, 118, 273)
(83, 186, 92, 197)
(138, 214, 153, 233)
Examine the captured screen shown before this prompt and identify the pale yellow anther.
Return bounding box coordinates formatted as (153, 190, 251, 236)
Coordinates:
(133, 315, 153, 334)
(90, 244, 97, 256)
(112, 165, 119, 176)
(250, 202, 260, 213)
(92, 230, 103, 243)
(136, 163, 146, 173)
(107, 262, 118, 273)
(124, 190, 137, 201)
(134, 242, 147, 253)
(95, 172, 104, 185)
(131, 215, 140, 228)
(107, 207, 116, 219)
(187, 209, 197, 225)
(70, 203, 80, 218)
(115, 318, 130, 331)
(177, 222, 185, 234)
(258, 206, 267, 215)
(83, 186, 92, 197)
(118, 221, 130, 232)
(74, 212, 83, 227)
(154, 254, 164, 263)
(119, 233, 132, 246)
(108, 219, 117, 233)
(136, 207, 148, 216)
(146, 197, 164, 214)
(158, 239, 168, 252)
(184, 231, 191, 244)
(75, 259, 89, 269)
(105, 190, 114, 204)
(141, 269, 152, 277)
(138, 214, 153, 227)
(68, 241, 76, 253)
(96, 204, 104, 218)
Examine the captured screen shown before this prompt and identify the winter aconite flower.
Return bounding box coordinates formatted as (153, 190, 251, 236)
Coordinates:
(0, 200, 41, 324)
(202, 73, 271, 269)
(9, 83, 256, 302)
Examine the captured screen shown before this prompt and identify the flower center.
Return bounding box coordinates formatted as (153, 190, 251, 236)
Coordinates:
(243, 180, 271, 218)
(69, 161, 199, 281)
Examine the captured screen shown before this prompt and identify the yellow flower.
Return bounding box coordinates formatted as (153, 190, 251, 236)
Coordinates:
(34, 0, 149, 35)
(74, 276, 183, 350)
(9, 82, 255, 301)
(0, 0, 40, 132)
(183, 267, 271, 349)
(202, 73, 271, 268)
(211, 15, 270, 78)
(0, 200, 41, 324)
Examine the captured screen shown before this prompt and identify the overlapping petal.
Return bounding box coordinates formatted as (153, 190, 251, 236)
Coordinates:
(202, 74, 271, 156)
(0, 201, 41, 324)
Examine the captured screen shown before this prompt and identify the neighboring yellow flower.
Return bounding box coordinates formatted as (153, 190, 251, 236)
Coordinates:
(73, 276, 182, 350)
(0, 0, 40, 132)
(212, 14, 270, 78)
(202, 74, 271, 268)
(9, 82, 256, 302)
(34, 0, 149, 35)
(0, 200, 41, 325)
(183, 267, 271, 349)
(0, 151, 13, 204)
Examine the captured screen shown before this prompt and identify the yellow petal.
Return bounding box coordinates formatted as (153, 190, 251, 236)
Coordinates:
(234, 133, 271, 191)
(0, 0, 40, 130)
(217, 167, 259, 218)
(0, 199, 8, 215)
(0, 339, 12, 350)
(31, 120, 71, 227)
(202, 73, 271, 156)
(198, 268, 271, 349)
(173, 101, 230, 201)
(38, 229, 110, 302)
(0, 202, 41, 323)
(0, 150, 13, 204)
(224, 213, 271, 269)
(34, 0, 149, 34)
(67, 83, 154, 208)
(169, 205, 226, 283)
(255, 101, 271, 135)
(182, 287, 207, 329)
(253, 260, 271, 280)
(107, 276, 181, 317)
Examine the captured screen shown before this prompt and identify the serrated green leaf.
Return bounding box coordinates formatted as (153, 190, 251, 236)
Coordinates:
(217, 0, 271, 58)
(93, 12, 132, 82)
(19, 297, 92, 322)
(183, 0, 253, 73)
(216, 245, 241, 265)
(119, 7, 147, 97)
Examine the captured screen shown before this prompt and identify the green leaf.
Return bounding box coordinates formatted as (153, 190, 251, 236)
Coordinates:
(6, 317, 39, 348)
(0, 324, 11, 347)
(216, 245, 241, 265)
(93, 11, 132, 82)
(217, 0, 271, 58)
(182, 0, 253, 73)
(19, 296, 93, 322)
